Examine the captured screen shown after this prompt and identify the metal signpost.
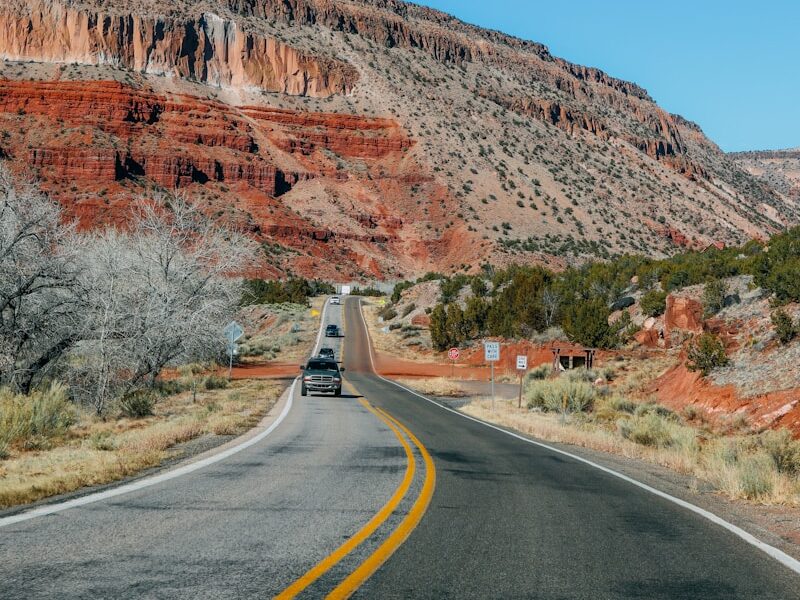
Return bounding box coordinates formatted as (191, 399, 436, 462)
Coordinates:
(516, 355, 528, 409)
(484, 341, 500, 411)
(448, 347, 460, 378)
(224, 321, 244, 379)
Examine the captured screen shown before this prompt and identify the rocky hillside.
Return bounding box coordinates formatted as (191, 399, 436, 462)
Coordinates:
(0, 0, 795, 279)
(730, 148, 800, 202)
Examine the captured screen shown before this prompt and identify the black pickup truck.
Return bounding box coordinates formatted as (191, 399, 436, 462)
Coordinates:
(300, 358, 344, 397)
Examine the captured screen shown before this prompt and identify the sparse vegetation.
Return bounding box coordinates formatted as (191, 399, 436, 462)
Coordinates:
(687, 333, 729, 376)
(771, 309, 797, 344)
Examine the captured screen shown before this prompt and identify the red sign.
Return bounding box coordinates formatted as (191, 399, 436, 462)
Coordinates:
(448, 347, 460, 361)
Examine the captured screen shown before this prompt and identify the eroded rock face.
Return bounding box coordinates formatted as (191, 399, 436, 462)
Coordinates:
(0, 1, 358, 96)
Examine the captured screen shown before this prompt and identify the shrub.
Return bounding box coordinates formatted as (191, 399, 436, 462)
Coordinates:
(202, 375, 229, 390)
(526, 364, 551, 381)
(737, 453, 775, 500)
(607, 396, 636, 414)
(562, 298, 617, 349)
(618, 413, 674, 447)
(686, 333, 729, 376)
(759, 429, 800, 475)
(119, 390, 156, 418)
(633, 402, 678, 421)
(379, 306, 398, 321)
(0, 383, 74, 458)
(401, 302, 416, 318)
(640, 290, 667, 317)
(771, 309, 797, 345)
(702, 279, 728, 317)
(526, 378, 596, 413)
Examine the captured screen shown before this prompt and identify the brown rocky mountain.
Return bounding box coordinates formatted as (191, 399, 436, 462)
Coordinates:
(0, 0, 795, 279)
(730, 148, 800, 203)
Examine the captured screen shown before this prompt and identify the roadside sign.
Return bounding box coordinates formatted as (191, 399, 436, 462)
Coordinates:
(448, 347, 460, 361)
(224, 321, 244, 379)
(516, 355, 528, 409)
(484, 341, 500, 412)
(224, 321, 244, 343)
(340, 285, 351, 295)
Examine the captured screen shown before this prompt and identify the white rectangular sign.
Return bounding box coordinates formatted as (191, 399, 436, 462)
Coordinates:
(484, 341, 500, 362)
(516, 355, 528, 370)
(340, 285, 351, 295)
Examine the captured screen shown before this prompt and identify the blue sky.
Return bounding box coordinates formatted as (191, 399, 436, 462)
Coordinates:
(416, 1, 798, 152)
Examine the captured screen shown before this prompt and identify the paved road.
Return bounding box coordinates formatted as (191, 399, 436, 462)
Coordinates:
(2, 296, 799, 599)
(340, 297, 800, 599)
(0, 301, 413, 599)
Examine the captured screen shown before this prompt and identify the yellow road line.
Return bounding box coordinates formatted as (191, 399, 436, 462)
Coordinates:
(273, 394, 414, 599)
(326, 406, 437, 600)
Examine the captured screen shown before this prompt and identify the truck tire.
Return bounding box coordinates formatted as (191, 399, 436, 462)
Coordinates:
(334, 387, 342, 397)
(301, 384, 308, 397)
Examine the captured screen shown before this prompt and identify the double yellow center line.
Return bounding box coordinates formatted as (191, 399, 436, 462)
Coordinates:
(275, 388, 436, 599)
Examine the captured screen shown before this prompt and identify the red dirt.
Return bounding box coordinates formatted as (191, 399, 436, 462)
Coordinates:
(230, 362, 300, 379)
(650, 363, 800, 436)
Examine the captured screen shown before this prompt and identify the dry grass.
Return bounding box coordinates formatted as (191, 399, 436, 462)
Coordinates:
(0, 379, 283, 508)
(394, 377, 471, 397)
(461, 394, 800, 506)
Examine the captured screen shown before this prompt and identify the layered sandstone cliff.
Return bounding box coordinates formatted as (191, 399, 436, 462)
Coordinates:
(0, 0, 357, 96)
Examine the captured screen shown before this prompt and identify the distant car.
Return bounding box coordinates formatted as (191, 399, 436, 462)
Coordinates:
(330, 296, 341, 305)
(318, 347, 335, 360)
(325, 324, 340, 337)
(300, 358, 344, 397)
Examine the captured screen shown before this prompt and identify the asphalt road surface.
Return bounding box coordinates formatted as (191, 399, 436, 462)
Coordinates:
(1, 296, 799, 599)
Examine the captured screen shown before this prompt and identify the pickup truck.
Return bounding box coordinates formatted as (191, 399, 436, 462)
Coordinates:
(300, 358, 345, 397)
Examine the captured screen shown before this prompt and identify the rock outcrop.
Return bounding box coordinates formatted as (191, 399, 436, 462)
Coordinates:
(0, 0, 358, 96)
(664, 295, 704, 346)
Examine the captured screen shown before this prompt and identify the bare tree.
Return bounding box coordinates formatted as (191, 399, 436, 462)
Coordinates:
(0, 165, 81, 393)
(71, 193, 257, 412)
(541, 288, 561, 328)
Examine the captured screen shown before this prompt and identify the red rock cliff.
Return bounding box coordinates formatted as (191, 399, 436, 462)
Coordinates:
(0, 0, 358, 97)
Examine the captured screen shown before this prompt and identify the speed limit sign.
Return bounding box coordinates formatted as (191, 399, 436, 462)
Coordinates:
(448, 347, 460, 361)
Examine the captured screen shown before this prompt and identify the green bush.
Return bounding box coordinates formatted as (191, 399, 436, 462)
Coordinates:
(526, 364, 551, 381)
(702, 279, 728, 317)
(771, 309, 797, 345)
(686, 333, 729, 376)
(526, 378, 596, 413)
(379, 305, 398, 321)
(241, 278, 334, 306)
(562, 298, 617, 349)
(119, 390, 156, 418)
(401, 303, 416, 318)
(640, 290, 667, 317)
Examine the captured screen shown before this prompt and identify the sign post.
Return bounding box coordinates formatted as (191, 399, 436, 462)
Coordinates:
(484, 341, 500, 411)
(448, 347, 460, 379)
(516, 355, 528, 409)
(223, 321, 244, 380)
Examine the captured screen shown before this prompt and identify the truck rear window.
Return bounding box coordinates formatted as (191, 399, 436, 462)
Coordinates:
(307, 360, 338, 371)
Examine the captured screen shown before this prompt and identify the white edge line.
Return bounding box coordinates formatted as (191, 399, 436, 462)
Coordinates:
(0, 298, 332, 529)
(355, 298, 800, 576)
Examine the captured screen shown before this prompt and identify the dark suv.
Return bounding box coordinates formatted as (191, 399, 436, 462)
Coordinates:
(325, 324, 340, 337)
(301, 358, 344, 396)
(318, 347, 335, 360)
